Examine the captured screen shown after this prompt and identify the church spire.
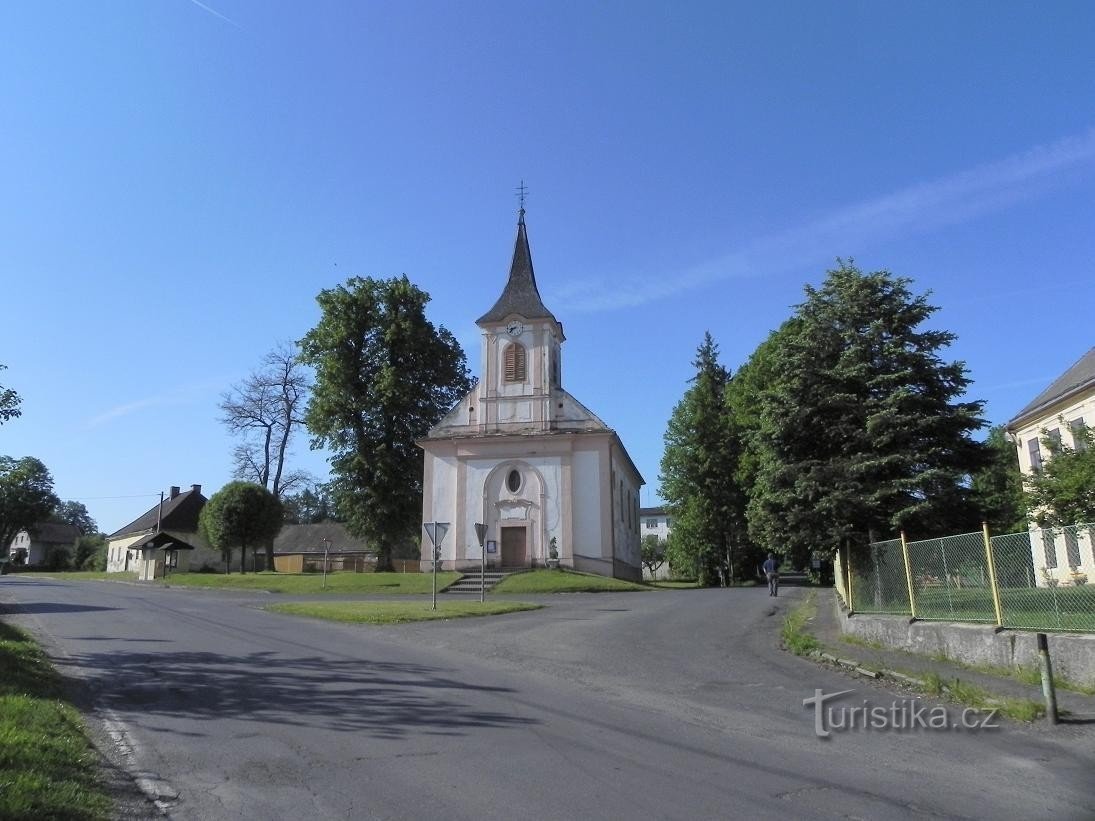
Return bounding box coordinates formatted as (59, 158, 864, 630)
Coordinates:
(476, 208, 559, 326)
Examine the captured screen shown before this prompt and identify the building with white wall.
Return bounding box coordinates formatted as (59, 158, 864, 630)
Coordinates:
(1006, 346, 1095, 585)
(419, 210, 644, 581)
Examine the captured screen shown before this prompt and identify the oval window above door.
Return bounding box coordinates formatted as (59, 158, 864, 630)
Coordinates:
(506, 469, 521, 493)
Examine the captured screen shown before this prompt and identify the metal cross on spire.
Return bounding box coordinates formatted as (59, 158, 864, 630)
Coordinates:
(516, 180, 528, 222)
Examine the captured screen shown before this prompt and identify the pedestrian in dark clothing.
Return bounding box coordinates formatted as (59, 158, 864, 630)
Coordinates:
(763, 553, 779, 597)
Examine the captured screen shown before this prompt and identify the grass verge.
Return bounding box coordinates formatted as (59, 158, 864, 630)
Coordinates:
(781, 592, 821, 656)
(31, 570, 462, 595)
(0, 622, 112, 820)
(266, 600, 541, 624)
(492, 569, 649, 594)
(647, 580, 701, 589)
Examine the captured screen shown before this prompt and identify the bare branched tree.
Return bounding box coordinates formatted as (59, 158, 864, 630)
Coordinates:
(220, 343, 313, 568)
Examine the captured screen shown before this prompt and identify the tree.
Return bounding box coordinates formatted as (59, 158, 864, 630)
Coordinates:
(198, 482, 284, 574)
(281, 482, 338, 524)
(970, 426, 1027, 534)
(220, 342, 313, 570)
(641, 534, 666, 579)
(743, 262, 986, 567)
(0, 456, 61, 550)
(300, 276, 472, 571)
(74, 533, 108, 570)
(1024, 422, 1095, 527)
(659, 333, 751, 586)
(53, 500, 98, 535)
(0, 364, 21, 425)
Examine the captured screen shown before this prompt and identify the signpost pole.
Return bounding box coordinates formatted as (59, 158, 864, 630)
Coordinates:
(475, 523, 487, 604)
(423, 523, 449, 611)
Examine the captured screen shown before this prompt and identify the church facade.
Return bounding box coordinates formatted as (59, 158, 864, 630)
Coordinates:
(418, 211, 644, 581)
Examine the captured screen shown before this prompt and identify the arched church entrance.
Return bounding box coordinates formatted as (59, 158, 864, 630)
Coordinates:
(483, 461, 545, 569)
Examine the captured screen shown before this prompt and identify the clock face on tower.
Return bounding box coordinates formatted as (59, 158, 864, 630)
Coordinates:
(505, 321, 524, 336)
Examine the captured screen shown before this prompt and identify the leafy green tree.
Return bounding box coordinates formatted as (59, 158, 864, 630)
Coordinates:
(300, 276, 472, 571)
(743, 262, 986, 567)
(659, 333, 751, 586)
(0, 364, 21, 425)
(1024, 422, 1095, 527)
(282, 482, 338, 524)
(0, 457, 60, 550)
(74, 533, 108, 570)
(640, 534, 666, 579)
(970, 426, 1026, 534)
(53, 500, 98, 535)
(198, 481, 284, 574)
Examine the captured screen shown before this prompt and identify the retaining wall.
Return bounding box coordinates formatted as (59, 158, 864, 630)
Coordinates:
(839, 606, 1095, 686)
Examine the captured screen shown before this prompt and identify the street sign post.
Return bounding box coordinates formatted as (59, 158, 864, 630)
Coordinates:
(423, 522, 449, 610)
(474, 523, 487, 603)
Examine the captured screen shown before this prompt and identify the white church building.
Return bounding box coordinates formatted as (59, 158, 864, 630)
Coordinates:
(419, 210, 644, 581)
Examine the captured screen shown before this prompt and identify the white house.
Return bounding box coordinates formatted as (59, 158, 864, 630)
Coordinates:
(1006, 346, 1095, 585)
(106, 484, 228, 578)
(418, 209, 644, 581)
(638, 506, 673, 580)
(8, 521, 80, 567)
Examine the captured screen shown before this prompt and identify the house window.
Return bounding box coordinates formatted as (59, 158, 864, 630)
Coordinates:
(1043, 531, 1057, 569)
(504, 344, 527, 382)
(1046, 427, 1062, 452)
(1028, 438, 1043, 472)
(1065, 529, 1081, 568)
(1070, 418, 1087, 451)
(506, 469, 522, 493)
(646, 519, 656, 529)
(665, 517, 672, 528)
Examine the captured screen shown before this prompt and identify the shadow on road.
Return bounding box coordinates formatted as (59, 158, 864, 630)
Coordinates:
(68, 648, 537, 739)
(1, 602, 118, 614)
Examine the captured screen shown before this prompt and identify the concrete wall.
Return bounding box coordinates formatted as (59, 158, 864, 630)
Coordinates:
(839, 609, 1095, 686)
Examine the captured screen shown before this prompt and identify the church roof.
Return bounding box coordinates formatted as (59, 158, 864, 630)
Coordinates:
(1008, 346, 1095, 429)
(476, 211, 560, 326)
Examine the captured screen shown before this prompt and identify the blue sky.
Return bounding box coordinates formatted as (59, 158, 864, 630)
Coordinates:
(2, 1, 1093, 534)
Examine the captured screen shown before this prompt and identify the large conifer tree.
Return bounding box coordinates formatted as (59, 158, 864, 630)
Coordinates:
(660, 333, 751, 585)
(745, 262, 986, 566)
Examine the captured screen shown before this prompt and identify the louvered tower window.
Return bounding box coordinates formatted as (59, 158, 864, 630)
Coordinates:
(504, 344, 527, 382)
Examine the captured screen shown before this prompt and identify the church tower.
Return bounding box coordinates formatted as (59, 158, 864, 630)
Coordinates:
(419, 207, 644, 581)
(473, 207, 565, 434)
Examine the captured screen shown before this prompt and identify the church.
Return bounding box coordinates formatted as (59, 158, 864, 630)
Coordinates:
(419, 209, 644, 581)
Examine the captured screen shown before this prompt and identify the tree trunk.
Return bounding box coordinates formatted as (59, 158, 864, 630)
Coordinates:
(264, 537, 276, 573)
(376, 539, 393, 573)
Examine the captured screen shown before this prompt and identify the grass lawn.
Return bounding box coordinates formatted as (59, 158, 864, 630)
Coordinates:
(492, 569, 648, 594)
(28, 570, 461, 595)
(647, 580, 701, 589)
(0, 622, 112, 820)
(266, 600, 541, 624)
(19, 571, 115, 582)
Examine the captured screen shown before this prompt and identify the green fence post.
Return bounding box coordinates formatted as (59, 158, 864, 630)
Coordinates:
(900, 530, 917, 619)
(982, 522, 1004, 628)
(846, 543, 854, 614)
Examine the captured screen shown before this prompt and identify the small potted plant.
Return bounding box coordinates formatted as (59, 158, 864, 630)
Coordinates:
(547, 537, 560, 569)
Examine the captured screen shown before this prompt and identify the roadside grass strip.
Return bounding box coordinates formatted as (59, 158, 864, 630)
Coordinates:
(780, 592, 822, 656)
(23, 570, 462, 594)
(0, 622, 112, 821)
(266, 600, 541, 624)
(492, 569, 648, 593)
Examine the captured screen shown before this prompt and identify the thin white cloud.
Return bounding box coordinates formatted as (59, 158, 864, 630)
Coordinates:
(86, 379, 225, 428)
(551, 127, 1095, 312)
(186, 0, 243, 29)
(87, 395, 176, 428)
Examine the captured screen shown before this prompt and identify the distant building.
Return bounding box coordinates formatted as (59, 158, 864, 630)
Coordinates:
(639, 506, 672, 542)
(639, 506, 672, 580)
(419, 209, 644, 581)
(8, 521, 80, 567)
(1006, 347, 1095, 585)
(263, 521, 375, 573)
(106, 484, 223, 578)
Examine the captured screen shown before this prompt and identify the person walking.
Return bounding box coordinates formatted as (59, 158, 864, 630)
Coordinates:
(763, 553, 779, 597)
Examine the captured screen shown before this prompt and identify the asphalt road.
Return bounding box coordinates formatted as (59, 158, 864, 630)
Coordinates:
(2, 576, 1093, 820)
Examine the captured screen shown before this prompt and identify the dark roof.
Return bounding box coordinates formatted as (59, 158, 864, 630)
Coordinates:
(128, 531, 197, 551)
(1008, 347, 1095, 428)
(639, 507, 667, 517)
(26, 521, 80, 545)
(476, 211, 560, 327)
(109, 487, 207, 539)
(273, 522, 371, 554)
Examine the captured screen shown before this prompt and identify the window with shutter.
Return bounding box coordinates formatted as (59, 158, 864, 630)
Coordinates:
(504, 344, 526, 382)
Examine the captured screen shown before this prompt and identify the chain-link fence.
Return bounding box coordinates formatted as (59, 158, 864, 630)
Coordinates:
(991, 525, 1095, 632)
(844, 523, 1095, 632)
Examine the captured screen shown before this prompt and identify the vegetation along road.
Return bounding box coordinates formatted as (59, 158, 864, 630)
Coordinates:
(2, 576, 1093, 820)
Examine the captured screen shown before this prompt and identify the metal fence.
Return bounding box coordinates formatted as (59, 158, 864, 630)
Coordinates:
(834, 523, 1095, 633)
